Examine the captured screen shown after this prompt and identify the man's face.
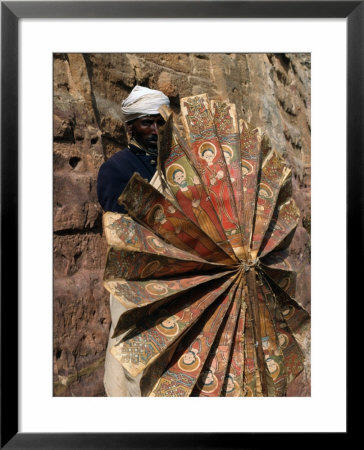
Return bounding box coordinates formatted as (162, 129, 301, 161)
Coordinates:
(128, 114, 165, 150)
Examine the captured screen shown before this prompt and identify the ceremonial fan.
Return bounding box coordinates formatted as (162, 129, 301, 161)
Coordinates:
(102, 94, 310, 397)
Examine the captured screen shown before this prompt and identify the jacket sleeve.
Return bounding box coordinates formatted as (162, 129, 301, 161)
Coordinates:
(97, 159, 129, 214)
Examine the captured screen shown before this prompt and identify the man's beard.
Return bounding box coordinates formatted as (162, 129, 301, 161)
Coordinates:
(145, 136, 158, 154)
(180, 181, 188, 188)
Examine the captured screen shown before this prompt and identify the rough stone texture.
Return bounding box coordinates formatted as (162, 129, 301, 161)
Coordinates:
(53, 53, 311, 397)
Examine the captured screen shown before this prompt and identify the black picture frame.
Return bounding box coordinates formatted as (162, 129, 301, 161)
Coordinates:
(1, 1, 358, 448)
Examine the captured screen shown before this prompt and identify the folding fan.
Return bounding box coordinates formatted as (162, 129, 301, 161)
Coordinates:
(102, 94, 310, 397)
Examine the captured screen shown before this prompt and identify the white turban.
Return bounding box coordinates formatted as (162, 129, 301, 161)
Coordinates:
(120, 85, 170, 122)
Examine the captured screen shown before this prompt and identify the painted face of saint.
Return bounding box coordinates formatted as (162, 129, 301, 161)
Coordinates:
(202, 149, 215, 164)
(154, 208, 165, 223)
(152, 283, 166, 292)
(226, 376, 235, 392)
(282, 306, 292, 317)
(223, 151, 231, 165)
(259, 183, 273, 199)
(183, 351, 196, 365)
(266, 358, 279, 374)
(202, 370, 214, 385)
(161, 317, 176, 329)
(278, 334, 287, 347)
(151, 238, 164, 248)
(173, 170, 187, 188)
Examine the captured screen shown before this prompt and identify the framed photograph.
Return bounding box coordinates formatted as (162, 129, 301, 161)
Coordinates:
(2, 1, 357, 448)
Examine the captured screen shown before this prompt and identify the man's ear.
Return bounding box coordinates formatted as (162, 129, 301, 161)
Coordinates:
(126, 122, 133, 135)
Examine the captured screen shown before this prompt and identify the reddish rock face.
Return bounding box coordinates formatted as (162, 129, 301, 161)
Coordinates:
(53, 53, 311, 397)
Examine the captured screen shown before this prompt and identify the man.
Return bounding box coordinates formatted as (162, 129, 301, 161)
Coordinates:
(97, 86, 170, 396)
(97, 85, 169, 214)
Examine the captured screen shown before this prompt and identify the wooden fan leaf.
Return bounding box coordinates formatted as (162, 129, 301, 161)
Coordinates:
(211, 100, 247, 255)
(257, 279, 306, 385)
(119, 173, 234, 265)
(260, 265, 297, 299)
(161, 125, 236, 261)
(251, 150, 291, 258)
(103, 211, 217, 262)
(193, 286, 242, 397)
(260, 249, 298, 298)
(260, 270, 310, 338)
(149, 280, 238, 397)
(259, 198, 300, 258)
(244, 271, 266, 397)
(104, 247, 227, 283)
(222, 298, 247, 397)
(276, 169, 293, 206)
(111, 274, 237, 377)
(260, 249, 296, 271)
(180, 94, 245, 258)
(110, 270, 235, 337)
(239, 119, 262, 249)
(256, 281, 288, 396)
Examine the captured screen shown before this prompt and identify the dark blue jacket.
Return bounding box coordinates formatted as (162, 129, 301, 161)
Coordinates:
(97, 144, 157, 214)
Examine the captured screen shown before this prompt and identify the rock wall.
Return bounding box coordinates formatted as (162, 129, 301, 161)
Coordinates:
(53, 53, 311, 396)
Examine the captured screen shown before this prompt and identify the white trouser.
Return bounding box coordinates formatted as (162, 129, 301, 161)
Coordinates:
(104, 173, 162, 396)
(103, 294, 143, 396)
